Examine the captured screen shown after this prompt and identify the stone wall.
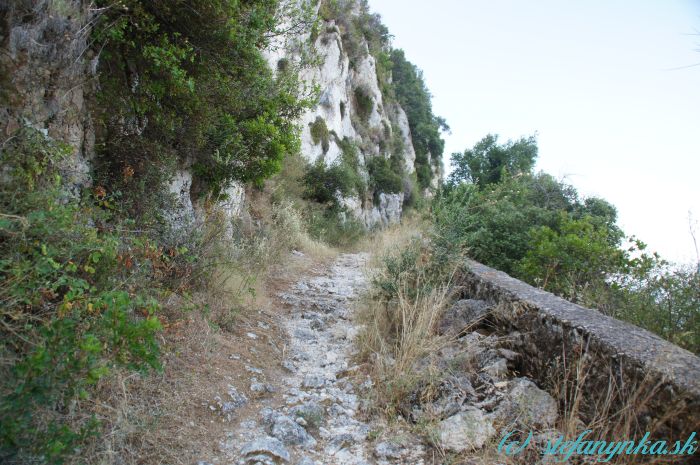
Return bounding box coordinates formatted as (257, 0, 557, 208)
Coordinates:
(460, 259, 700, 438)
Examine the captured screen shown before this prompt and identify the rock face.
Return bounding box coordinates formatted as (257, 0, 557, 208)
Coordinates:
(2, 1, 422, 231)
(1, 1, 94, 194)
(264, 5, 424, 228)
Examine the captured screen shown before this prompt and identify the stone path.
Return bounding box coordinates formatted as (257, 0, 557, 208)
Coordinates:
(213, 253, 379, 465)
(200, 252, 562, 465)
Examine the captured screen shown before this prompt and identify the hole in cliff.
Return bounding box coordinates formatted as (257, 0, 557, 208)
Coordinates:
(277, 58, 289, 73)
(339, 101, 346, 119)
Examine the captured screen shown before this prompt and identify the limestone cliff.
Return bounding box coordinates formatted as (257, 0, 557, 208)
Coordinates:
(264, 1, 422, 228)
(1, 0, 434, 231)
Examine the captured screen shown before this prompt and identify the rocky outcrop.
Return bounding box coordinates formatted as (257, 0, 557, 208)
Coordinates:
(265, 3, 421, 228)
(1, 1, 94, 193)
(1, 1, 419, 232)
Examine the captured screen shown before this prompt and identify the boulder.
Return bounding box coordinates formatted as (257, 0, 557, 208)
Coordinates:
(437, 408, 496, 452)
(492, 378, 558, 429)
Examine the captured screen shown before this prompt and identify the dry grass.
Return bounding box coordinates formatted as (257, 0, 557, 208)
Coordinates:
(357, 210, 427, 267)
(356, 260, 457, 416)
(545, 345, 695, 465)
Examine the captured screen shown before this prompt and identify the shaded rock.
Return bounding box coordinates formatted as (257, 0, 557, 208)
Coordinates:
(302, 374, 325, 389)
(309, 318, 324, 331)
(294, 328, 316, 341)
(374, 441, 402, 459)
(281, 360, 297, 373)
(296, 457, 315, 465)
(271, 414, 317, 448)
(240, 437, 290, 462)
(493, 378, 558, 429)
(438, 408, 496, 452)
(438, 299, 492, 335)
(482, 358, 508, 379)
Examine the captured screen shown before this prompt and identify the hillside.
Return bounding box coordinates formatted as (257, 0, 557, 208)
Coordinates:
(1, 1, 698, 464)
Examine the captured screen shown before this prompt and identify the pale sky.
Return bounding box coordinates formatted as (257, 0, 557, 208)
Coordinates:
(371, 0, 700, 264)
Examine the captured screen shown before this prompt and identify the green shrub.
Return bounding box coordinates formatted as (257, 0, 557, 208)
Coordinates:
(0, 128, 163, 463)
(367, 156, 403, 204)
(306, 204, 366, 248)
(303, 160, 359, 205)
(354, 87, 374, 122)
(92, 0, 315, 206)
(310, 116, 330, 154)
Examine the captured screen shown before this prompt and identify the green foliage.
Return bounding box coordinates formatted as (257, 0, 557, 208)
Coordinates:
(616, 264, 700, 353)
(92, 0, 315, 216)
(303, 160, 361, 205)
(367, 156, 403, 204)
(354, 86, 374, 123)
(306, 205, 366, 248)
(310, 116, 330, 153)
(433, 174, 580, 274)
(390, 49, 448, 189)
(433, 134, 699, 353)
(0, 129, 163, 463)
(449, 133, 538, 187)
(516, 213, 627, 301)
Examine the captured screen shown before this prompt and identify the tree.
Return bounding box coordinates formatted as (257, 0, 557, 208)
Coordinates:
(390, 49, 448, 189)
(449, 134, 538, 187)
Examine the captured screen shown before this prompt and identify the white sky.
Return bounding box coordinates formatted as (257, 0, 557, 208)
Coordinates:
(370, 0, 700, 264)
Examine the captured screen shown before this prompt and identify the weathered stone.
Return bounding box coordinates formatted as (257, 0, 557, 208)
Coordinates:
(240, 437, 290, 462)
(270, 414, 317, 448)
(481, 358, 509, 379)
(374, 441, 402, 459)
(437, 408, 496, 452)
(492, 378, 558, 429)
(438, 299, 492, 335)
(302, 374, 325, 389)
(462, 259, 700, 438)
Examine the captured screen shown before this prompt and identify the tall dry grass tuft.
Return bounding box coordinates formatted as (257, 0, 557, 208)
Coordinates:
(356, 218, 460, 416)
(358, 210, 427, 267)
(357, 282, 453, 416)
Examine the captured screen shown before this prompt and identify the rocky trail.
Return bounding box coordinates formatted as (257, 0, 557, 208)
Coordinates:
(196, 252, 568, 465)
(201, 253, 396, 465)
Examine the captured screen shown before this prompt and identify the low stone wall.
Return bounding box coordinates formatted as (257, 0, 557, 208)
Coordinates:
(460, 259, 700, 438)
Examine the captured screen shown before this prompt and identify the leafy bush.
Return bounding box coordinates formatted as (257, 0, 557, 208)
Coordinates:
(449, 133, 538, 187)
(92, 0, 315, 213)
(433, 134, 699, 353)
(303, 160, 360, 206)
(310, 116, 330, 153)
(354, 87, 374, 122)
(0, 129, 163, 463)
(367, 156, 403, 203)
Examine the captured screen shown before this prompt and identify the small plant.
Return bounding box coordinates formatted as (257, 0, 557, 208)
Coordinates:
(367, 156, 403, 204)
(309, 116, 330, 153)
(354, 86, 374, 122)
